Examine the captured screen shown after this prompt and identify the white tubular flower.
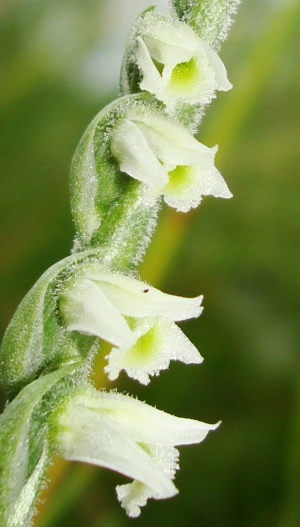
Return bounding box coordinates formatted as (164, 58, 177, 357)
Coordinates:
(59, 264, 203, 384)
(111, 110, 232, 212)
(54, 387, 220, 517)
(135, 13, 232, 106)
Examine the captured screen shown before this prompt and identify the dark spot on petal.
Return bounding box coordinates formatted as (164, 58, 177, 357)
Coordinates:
(143, 289, 149, 293)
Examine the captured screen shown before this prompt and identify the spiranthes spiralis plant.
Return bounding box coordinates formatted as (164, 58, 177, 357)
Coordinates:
(0, 0, 240, 524)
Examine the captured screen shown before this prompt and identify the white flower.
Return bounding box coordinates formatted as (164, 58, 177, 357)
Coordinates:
(54, 387, 220, 517)
(111, 109, 232, 212)
(59, 263, 203, 384)
(106, 315, 202, 385)
(135, 13, 232, 106)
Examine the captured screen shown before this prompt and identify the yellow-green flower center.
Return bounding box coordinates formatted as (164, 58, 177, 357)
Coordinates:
(170, 57, 199, 93)
(127, 325, 159, 365)
(166, 165, 193, 195)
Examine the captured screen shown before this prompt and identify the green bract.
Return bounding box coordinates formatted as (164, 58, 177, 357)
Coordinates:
(0, 364, 83, 526)
(70, 94, 161, 263)
(0, 0, 240, 524)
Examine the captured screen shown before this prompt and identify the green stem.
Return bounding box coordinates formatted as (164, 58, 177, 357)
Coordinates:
(172, 0, 240, 49)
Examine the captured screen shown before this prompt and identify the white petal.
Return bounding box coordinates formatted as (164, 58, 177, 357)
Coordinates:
(130, 112, 212, 167)
(110, 118, 168, 188)
(105, 317, 203, 385)
(56, 398, 177, 500)
(201, 165, 233, 199)
(143, 34, 194, 66)
(85, 265, 203, 321)
(137, 36, 164, 96)
(162, 164, 204, 212)
(140, 14, 200, 65)
(162, 152, 232, 212)
(59, 277, 134, 349)
(202, 40, 233, 92)
(116, 445, 180, 517)
(76, 389, 220, 446)
(116, 480, 154, 518)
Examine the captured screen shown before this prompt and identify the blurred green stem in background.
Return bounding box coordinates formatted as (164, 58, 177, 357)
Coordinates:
(278, 364, 300, 527)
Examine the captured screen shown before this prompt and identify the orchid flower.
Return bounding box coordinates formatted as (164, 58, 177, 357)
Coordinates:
(59, 264, 203, 384)
(54, 387, 220, 517)
(111, 109, 232, 212)
(134, 13, 232, 107)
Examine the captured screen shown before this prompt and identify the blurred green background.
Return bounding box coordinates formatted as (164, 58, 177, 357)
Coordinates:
(1, 0, 300, 526)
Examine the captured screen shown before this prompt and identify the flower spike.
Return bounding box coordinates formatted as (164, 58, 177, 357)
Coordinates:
(0, 0, 239, 522)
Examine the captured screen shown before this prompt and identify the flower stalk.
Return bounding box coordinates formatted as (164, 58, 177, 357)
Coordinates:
(0, 0, 240, 524)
